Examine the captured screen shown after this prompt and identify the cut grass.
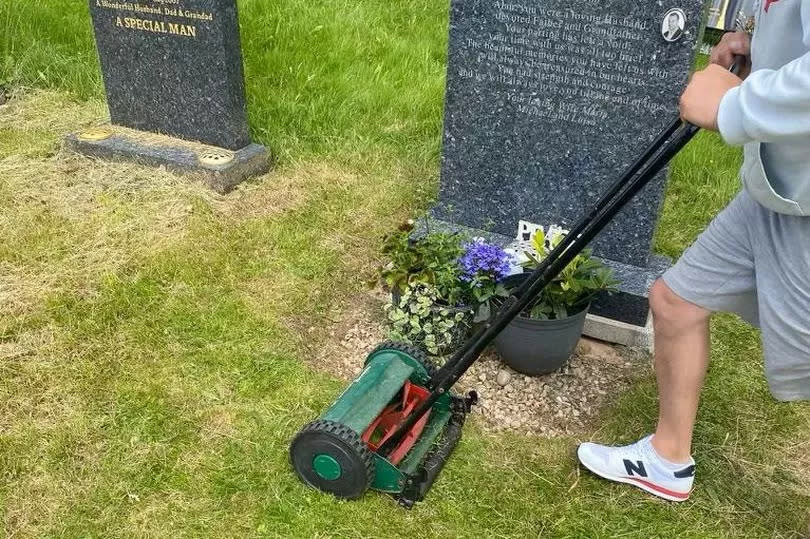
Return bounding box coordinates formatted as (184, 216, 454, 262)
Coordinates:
(1, 90, 808, 538)
(2, 1, 809, 535)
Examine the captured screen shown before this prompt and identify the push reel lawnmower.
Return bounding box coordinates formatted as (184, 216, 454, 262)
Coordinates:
(290, 60, 743, 508)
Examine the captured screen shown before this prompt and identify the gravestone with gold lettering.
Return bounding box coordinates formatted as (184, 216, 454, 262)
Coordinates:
(431, 0, 706, 344)
(66, 0, 270, 193)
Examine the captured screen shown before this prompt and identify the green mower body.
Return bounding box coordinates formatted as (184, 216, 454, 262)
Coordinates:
(290, 343, 468, 506)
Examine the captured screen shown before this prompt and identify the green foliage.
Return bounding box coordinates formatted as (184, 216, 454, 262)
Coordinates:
(467, 280, 509, 322)
(519, 228, 618, 320)
(385, 284, 470, 356)
(380, 228, 511, 322)
(380, 224, 468, 306)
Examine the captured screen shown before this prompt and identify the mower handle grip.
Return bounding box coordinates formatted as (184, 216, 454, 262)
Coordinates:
(728, 55, 746, 76)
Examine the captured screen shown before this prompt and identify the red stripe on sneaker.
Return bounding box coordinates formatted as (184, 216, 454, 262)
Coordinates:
(623, 476, 691, 500)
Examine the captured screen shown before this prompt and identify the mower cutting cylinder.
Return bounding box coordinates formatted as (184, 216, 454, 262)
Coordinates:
(289, 342, 462, 502)
(320, 352, 418, 434)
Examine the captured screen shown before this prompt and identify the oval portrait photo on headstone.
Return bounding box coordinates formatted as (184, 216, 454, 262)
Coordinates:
(662, 8, 687, 42)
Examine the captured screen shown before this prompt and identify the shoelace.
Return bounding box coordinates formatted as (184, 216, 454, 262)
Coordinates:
(637, 436, 661, 467)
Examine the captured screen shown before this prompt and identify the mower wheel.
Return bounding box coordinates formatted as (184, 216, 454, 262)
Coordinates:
(367, 340, 438, 382)
(290, 419, 375, 499)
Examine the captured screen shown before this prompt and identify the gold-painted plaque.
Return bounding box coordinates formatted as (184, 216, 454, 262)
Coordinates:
(78, 127, 114, 141)
(198, 150, 235, 167)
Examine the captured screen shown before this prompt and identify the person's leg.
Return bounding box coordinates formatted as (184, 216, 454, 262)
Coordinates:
(651, 191, 761, 462)
(648, 280, 712, 464)
(577, 191, 759, 501)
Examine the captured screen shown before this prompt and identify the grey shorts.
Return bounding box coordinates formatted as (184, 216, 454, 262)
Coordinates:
(663, 189, 810, 402)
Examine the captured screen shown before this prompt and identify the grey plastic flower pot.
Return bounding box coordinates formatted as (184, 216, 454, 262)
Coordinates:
(493, 273, 588, 375)
(494, 308, 588, 375)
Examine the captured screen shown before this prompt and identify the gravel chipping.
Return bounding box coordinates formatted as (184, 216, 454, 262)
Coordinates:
(313, 292, 649, 437)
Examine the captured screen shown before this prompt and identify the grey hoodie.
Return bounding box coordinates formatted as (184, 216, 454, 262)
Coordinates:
(717, 0, 810, 216)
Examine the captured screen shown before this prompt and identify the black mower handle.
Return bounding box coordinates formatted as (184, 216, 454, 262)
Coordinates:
(378, 57, 745, 457)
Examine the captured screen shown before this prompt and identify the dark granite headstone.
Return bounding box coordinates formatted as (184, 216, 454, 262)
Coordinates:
(432, 0, 705, 328)
(67, 0, 270, 192)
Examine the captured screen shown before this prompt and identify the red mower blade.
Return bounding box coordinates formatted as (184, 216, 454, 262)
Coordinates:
(361, 381, 431, 465)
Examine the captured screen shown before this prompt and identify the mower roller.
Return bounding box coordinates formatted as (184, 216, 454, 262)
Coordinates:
(290, 60, 743, 508)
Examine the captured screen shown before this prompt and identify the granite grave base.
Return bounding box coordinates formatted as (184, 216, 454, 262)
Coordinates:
(65, 125, 271, 194)
(416, 218, 669, 344)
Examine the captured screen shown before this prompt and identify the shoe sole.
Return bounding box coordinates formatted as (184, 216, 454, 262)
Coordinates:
(577, 445, 691, 502)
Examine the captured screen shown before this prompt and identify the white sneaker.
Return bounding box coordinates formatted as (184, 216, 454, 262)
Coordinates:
(577, 435, 695, 502)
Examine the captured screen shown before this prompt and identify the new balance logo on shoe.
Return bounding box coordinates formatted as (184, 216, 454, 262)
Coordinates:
(674, 465, 696, 479)
(623, 459, 648, 477)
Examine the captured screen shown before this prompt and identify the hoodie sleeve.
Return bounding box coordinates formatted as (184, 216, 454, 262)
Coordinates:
(717, 2, 810, 146)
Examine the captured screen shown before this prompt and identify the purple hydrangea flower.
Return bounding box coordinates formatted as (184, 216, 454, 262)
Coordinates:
(459, 239, 512, 284)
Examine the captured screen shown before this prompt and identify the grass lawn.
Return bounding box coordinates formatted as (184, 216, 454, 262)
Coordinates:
(2, 1, 809, 538)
